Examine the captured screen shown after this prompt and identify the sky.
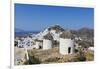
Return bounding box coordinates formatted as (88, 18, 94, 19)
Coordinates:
(15, 3, 94, 31)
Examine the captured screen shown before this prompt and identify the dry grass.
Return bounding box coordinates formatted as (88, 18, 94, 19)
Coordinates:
(27, 47, 77, 64)
(14, 47, 94, 65)
(85, 50, 94, 61)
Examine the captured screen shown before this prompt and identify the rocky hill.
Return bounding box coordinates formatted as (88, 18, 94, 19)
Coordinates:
(31, 25, 64, 41)
(31, 25, 93, 41)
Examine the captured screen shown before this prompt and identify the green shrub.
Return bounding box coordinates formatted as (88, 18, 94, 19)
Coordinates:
(28, 55, 41, 64)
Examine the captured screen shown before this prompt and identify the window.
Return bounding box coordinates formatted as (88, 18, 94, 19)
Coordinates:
(68, 47, 71, 54)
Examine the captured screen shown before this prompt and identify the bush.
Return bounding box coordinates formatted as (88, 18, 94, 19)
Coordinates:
(85, 51, 94, 61)
(28, 55, 41, 64)
(24, 52, 41, 65)
(73, 48, 86, 62)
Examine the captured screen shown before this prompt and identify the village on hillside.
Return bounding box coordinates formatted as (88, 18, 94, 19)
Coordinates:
(14, 25, 94, 65)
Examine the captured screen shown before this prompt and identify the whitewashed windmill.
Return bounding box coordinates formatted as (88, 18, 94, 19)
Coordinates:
(59, 30, 75, 55)
(43, 32, 53, 50)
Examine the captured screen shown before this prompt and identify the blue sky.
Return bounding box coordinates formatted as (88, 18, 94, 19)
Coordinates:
(15, 3, 94, 31)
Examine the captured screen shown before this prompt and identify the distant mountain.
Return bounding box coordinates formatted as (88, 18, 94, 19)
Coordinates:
(71, 27, 94, 42)
(78, 27, 94, 38)
(15, 28, 40, 37)
(15, 28, 25, 32)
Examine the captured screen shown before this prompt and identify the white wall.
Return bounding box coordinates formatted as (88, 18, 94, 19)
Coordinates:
(50, 30, 56, 34)
(59, 38, 74, 55)
(35, 42, 40, 49)
(43, 39, 52, 50)
(18, 40, 24, 48)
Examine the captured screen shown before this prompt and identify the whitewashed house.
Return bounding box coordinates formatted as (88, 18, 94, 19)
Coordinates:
(75, 37, 82, 41)
(59, 31, 75, 55)
(17, 40, 25, 48)
(88, 47, 94, 51)
(34, 39, 43, 49)
(24, 36, 34, 47)
(17, 36, 34, 48)
(50, 29, 56, 34)
(48, 25, 64, 42)
(43, 32, 53, 50)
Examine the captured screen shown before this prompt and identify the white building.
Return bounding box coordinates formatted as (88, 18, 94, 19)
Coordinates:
(51, 32, 62, 42)
(17, 40, 25, 48)
(49, 25, 64, 42)
(88, 47, 94, 51)
(43, 32, 53, 50)
(50, 29, 56, 34)
(59, 31, 75, 55)
(17, 36, 34, 48)
(34, 40, 43, 49)
(24, 36, 34, 47)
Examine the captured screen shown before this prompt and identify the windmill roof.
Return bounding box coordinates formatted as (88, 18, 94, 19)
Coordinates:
(48, 25, 64, 33)
(43, 32, 53, 40)
(60, 30, 74, 39)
